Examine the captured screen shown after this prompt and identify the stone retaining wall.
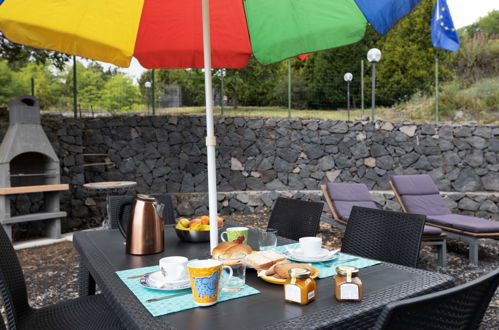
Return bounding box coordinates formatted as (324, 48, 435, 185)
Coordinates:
(173, 190, 499, 221)
(0, 114, 498, 236)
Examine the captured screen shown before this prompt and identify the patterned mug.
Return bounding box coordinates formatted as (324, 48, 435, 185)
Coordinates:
(220, 227, 249, 244)
(187, 259, 233, 306)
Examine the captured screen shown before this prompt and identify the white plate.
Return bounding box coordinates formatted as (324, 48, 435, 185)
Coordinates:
(285, 248, 339, 263)
(139, 271, 191, 291)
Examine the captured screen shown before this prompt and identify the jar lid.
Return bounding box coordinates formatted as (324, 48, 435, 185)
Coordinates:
(336, 265, 359, 277)
(288, 267, 311, 278)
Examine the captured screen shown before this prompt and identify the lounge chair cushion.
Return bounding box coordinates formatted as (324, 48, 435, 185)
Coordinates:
(391, 174, 440, 195)
(327, 183, 377, 220)
(334, 201, 378, 221)
(423, 225, 442, 236)
(392, 175, 451, 216)
(427, 214, 499, 233)
(327, 182, 373, 201)
(401, 195, 451, 216)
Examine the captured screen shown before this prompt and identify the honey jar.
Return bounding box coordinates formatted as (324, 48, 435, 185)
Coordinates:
(284, 268, 317, 305)
(334, 265, 363, 302)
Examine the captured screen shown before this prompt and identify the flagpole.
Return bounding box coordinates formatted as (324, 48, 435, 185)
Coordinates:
(288, 59, 291, 118)
(435, 50, 439, 123)
(361, 60, 364, 117)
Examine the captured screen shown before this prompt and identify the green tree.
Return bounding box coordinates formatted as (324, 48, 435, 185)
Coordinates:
(302, 25, 380, 109)
(78, 64, 106, 112)
(17, 62, 66, 109)
(0, 61, 26, 105)
(476, 10, 499, 35)
(0, 34, 69, 70)
(376, 0, 453, 105)
(156, 69, 205, 106)
(98, 74, 141, 112)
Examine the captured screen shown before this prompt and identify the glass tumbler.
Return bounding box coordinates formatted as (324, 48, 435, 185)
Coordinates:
(218, 252, 247, 292)
(258, 228, 278, 251)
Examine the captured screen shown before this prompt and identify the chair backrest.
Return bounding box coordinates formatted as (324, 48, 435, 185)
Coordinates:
(391, 175, 451, 216)
(326, 183, 378, 221)
(108, 194, 176, 230)
(267, 197, 324, 241)
(341, 206, 425, 267)
(0, 225, 30, 329)
(374, 268, 499, 330)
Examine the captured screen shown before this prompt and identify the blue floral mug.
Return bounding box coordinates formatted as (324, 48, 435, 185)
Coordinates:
(188, 259, 233, 306)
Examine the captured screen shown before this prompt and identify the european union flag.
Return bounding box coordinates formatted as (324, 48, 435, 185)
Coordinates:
(431, 0, 459, 52)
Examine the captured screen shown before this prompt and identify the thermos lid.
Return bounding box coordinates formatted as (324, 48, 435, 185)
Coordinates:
(136, 194, 156, 201)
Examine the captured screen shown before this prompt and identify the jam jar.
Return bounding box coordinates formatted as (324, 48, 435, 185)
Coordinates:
(334, 265, 363, 302)
(284, 268, 317, 305)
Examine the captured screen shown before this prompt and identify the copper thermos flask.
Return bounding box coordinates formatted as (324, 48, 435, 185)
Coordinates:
(117, 195, 165, 255)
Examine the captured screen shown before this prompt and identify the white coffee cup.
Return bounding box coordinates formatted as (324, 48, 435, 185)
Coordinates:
(299, 237, 322, 257)
(159, 256, 188, 281)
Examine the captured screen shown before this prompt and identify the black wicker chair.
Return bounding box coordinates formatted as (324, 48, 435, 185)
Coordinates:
(341, 206, 426, 267)
(0, 225, 123, 330)
(374, 268, 499, 330)
(267, 197, 324, 241)
(108, 193, 176, 230)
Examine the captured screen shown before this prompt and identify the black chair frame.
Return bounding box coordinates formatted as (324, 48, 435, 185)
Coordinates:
(267, 197, 324, 241)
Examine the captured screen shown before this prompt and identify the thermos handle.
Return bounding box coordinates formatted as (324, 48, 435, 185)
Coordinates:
(117, 200, 133, 238)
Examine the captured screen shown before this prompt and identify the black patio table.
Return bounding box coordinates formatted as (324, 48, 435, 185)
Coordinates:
(74, 225, 454, 330)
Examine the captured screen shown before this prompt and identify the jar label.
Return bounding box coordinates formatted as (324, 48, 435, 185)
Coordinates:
(285, 284, 301, 303)
(308, 290, 315, 300)
(340, 283, 359, 300)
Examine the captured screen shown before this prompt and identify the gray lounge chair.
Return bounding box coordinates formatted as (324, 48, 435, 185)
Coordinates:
(321, 182, 447, 266)
(390, 174, 499, 266)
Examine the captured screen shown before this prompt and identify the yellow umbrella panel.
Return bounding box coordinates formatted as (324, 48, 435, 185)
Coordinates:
(0, 0, 143, 67)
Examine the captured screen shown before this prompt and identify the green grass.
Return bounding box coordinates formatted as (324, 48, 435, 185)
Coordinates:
(156, 106, 372, 121)
(43, 77, 499, 124)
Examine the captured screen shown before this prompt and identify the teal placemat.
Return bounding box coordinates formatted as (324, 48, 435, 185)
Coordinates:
(116, 265, 260, 317)
(275, 244, 381, 278)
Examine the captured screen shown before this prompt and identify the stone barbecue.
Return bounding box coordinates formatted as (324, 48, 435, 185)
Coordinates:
(0, 96, 68, 240)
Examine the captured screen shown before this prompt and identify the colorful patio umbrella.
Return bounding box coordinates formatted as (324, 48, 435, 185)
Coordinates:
(0, 0, 422, 250)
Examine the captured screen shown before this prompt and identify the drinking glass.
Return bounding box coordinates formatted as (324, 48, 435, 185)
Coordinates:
(218, 252, 247, 292)
(258, 228, 278, 251)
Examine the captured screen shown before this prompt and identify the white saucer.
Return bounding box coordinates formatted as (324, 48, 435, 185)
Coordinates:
(285, 248, 339, 263)
(139, 271, 191, 291)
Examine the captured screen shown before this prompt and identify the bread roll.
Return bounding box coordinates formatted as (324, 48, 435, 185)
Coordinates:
(212, 242, 252, 260)
(212, 241, 238, 260)
(274, 263, 315, 279)
(265, 260, 291, 276)
(226, 243, 252, 256)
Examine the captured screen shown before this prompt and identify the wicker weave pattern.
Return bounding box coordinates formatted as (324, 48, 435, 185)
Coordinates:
(374, 268, 499, 330)
(75, 224, 453, 329)
(76, 224, 295, 329)
(341, 206, 426, 267)
(0, 222, 29, 329)
(0, 225, 123, 330)
(108, 194, 176, 230)
(267, 197, 324, 241)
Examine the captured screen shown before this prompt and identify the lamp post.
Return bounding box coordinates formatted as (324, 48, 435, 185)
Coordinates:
(367, 48, 381, 121)
(151, 69, 156, 115)
(216, 68, 226, 115)
(344, 72, 353, 121)
(144, 81, 151, 114)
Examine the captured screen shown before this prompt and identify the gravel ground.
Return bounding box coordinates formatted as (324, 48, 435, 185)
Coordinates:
(7, 214, 498, 329)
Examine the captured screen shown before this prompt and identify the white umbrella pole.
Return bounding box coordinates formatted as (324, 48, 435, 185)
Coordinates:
(202, 0, 219, 252)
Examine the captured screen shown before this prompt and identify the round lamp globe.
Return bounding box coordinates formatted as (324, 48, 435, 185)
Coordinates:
(367, 48, 382, 63)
